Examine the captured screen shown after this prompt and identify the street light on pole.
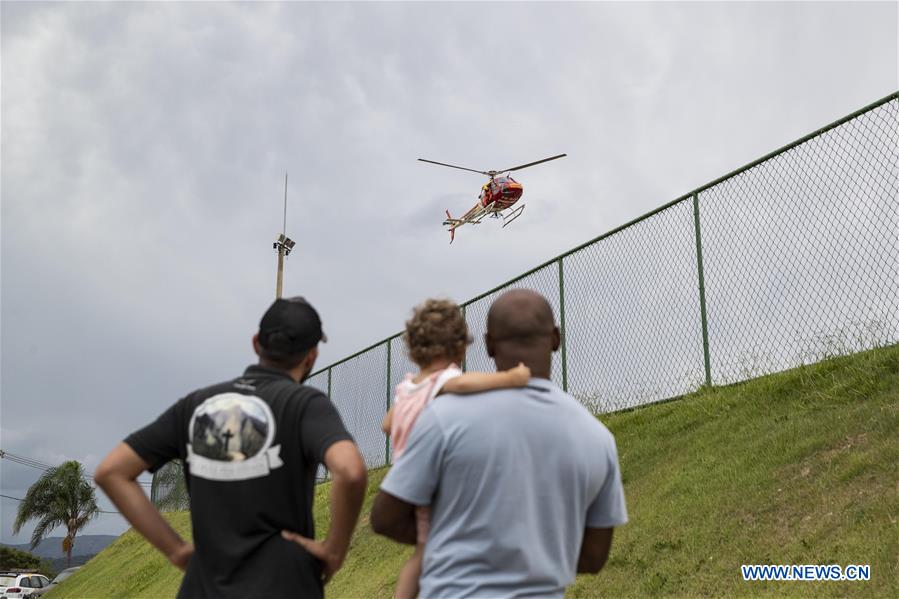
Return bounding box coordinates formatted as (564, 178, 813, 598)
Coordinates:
(273, 172, 295, 299)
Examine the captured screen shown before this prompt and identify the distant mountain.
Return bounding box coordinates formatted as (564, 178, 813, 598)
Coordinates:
(48, 553, 93, 574)
(2, 535, 117, 559)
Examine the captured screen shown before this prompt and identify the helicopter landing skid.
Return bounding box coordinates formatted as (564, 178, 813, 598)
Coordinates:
(501, 205, 525, 228)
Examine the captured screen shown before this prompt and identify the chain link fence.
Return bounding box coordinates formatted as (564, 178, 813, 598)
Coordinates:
(153, 92, 898, 502)
(311, 91, 898, 470)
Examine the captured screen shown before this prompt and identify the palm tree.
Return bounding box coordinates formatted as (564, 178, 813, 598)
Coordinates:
(150, 459, 190, 512)
(13, 460, 100, 568)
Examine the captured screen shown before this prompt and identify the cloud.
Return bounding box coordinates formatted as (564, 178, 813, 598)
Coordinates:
(1, 1, 896, 542)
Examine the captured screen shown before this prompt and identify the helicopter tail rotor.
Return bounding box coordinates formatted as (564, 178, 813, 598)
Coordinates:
(445, 210, 456, 243)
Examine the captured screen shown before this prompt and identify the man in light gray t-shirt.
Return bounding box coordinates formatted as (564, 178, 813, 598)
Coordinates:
(372, 289, 628, 598)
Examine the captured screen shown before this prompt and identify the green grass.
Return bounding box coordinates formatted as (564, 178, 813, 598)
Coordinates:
(53, 345, 899, 598)
(46, 511, 192, 598)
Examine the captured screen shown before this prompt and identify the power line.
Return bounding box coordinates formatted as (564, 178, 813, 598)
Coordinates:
(1, 449, 154, 485)
(1, 452, 55, 470)
(1, 493, 120, 515)
(0, 449, 153, 488)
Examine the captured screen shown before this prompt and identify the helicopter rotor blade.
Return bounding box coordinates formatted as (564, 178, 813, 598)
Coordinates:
(418, 158, 490, 176)
(498, 153, 567, 174)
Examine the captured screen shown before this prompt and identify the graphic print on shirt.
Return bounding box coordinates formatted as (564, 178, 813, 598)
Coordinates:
(187, 392, 283, 481)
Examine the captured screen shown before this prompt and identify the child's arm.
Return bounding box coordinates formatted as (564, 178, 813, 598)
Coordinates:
(439, 363, 530, 395)
(381, 405, 395, 436)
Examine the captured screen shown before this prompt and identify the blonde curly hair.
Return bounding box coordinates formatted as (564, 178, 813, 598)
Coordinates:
(403, 298, 472, 366)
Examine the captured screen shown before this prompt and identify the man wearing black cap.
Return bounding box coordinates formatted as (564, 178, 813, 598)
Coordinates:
(95, 297, 367, 598)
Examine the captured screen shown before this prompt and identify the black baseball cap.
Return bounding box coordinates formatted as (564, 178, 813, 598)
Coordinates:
(258, 296, 328, 355)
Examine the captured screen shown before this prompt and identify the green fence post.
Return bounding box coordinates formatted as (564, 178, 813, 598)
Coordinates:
(558, 257, 568, 392)
(692, 193, 713, 387)
(460, 304, 467, 372)
(326, 367, 333, 481)
(385, 340, 392, 465)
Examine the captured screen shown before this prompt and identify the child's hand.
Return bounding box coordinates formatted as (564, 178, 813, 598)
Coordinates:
(508, 362, 531, 386)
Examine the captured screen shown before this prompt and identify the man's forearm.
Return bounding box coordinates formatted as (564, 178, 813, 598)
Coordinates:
(325, 471, 367, 555)
(99, 475, 189, 562)
(380, 514, 417, 545)
(370, 492, 417, 545)
(576, 527, 613, 574)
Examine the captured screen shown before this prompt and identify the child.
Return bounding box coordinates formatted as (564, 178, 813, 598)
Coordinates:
(381, 298, 530, 599)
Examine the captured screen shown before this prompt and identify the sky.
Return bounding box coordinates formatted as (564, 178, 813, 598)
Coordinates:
(1, 1, 896, 544)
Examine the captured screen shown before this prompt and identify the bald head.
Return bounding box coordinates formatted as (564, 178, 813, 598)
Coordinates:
(486, 289, 560, 378)
(487, 289, 555, 340)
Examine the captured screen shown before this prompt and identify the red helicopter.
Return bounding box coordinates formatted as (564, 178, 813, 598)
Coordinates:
(418, 153, 567, 242)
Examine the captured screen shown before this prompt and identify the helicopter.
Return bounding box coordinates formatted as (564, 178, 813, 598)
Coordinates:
(418, 153, 567, 242)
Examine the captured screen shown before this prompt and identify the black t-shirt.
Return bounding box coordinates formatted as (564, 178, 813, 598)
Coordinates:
(125, 364, 352, 599)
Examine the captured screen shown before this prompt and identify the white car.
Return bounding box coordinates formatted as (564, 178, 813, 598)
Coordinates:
(32, 567, 81, 596)
(0, 572, 51, 598)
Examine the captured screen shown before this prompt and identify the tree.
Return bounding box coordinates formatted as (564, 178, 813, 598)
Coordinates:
(13, 460, 100, 568)
(0, 546, 54, 576)
(150, 459, 190, 511)
(150, 459, 190, 512)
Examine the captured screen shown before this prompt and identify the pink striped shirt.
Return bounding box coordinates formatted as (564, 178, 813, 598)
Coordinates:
(390, 365, 462, 458)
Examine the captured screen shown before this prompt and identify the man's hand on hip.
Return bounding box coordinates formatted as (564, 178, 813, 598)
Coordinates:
(283, 440, 367, 584)
(281, 531, 342, 584)
(168, 542, 195, 572)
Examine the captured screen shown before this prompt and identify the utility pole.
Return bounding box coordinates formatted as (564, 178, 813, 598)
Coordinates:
(273, 172, 295, 299)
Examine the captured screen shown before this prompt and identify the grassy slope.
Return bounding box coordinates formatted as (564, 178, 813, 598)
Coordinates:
(53, 345, 898, 598)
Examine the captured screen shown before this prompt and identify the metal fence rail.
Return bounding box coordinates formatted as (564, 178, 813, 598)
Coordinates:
(152, 92, 898, 501)
(309, 91, 899, 472)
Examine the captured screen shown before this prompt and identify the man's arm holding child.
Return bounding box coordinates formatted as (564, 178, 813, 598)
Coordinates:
(440, 363, 530, 395)
(373, 406, 445, 544)
(371, 490, 417, 545)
